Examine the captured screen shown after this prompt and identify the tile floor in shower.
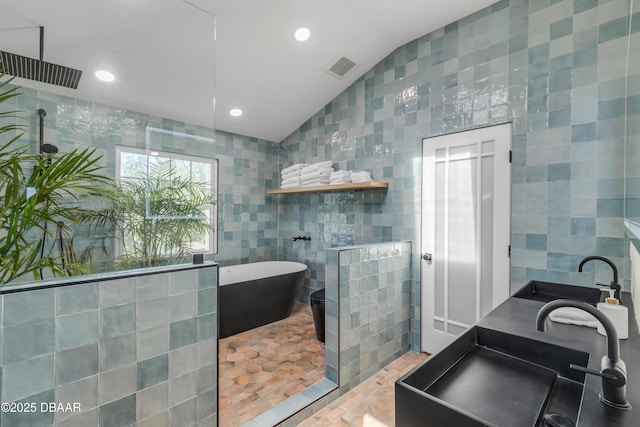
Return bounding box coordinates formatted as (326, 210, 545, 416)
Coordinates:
(219, 301, 326, 426)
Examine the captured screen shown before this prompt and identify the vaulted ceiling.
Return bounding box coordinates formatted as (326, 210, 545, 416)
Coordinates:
(1, 0, 497, 142)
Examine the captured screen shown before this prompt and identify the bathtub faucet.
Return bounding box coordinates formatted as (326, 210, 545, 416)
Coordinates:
(293, 236, 311, 241)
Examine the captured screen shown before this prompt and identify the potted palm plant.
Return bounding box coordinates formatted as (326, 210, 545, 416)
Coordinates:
(0, 70, 115, 284)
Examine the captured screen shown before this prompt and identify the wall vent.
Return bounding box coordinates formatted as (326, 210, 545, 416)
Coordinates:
(324, 54, 358, 79)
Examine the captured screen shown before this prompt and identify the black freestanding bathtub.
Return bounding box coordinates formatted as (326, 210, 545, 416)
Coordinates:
(218, 261, 307, 338)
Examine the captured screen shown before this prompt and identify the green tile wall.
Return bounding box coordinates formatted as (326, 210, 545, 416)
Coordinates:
(278, 0, 637, 351)
(1, 0, 636, 369)
(0, 264, 217, 427)
(0, 86, 280, 275)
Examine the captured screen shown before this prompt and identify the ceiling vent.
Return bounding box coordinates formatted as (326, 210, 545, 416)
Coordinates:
(324, 53, 358, 79)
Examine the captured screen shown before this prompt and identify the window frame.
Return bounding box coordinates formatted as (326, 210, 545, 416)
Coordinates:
(115, 142, 218, 257)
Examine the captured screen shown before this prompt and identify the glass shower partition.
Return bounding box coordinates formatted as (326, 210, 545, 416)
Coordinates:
(0, 1, 218, 426)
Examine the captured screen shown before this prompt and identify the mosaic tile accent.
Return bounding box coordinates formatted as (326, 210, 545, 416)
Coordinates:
(0, 264, 217, 427)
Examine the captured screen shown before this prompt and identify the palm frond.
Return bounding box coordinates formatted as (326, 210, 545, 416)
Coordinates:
(0, 71, 116, 284)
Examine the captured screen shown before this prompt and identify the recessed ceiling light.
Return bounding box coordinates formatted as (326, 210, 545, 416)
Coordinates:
(294, 27, 310, 42)
(95, 70, 115, 82)
(149, 151, 159, 156)
(229, 108, 243, 117)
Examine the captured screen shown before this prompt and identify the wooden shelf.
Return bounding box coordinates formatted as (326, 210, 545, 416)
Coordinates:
(266, 181, 389, 195)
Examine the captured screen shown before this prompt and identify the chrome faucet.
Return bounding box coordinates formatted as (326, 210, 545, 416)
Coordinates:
(578, 255, 622, 302)
(536, 299, 630, 410)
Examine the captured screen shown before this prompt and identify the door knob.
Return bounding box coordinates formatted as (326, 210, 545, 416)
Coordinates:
(422, 253, 432, 263)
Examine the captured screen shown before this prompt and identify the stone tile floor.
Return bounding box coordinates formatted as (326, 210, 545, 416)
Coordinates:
(219, 302, 326, 426)
(298, 351, 429, 427)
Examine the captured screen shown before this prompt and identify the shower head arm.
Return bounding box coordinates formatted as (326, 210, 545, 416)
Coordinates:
(39, 26, 44, 61)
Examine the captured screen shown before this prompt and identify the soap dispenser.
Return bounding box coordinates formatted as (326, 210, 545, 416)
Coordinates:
(597, 289, 628, 339)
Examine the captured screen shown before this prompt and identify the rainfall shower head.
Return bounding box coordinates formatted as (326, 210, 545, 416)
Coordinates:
(0, 27, 82, 89)
(0, 51, 82, 89)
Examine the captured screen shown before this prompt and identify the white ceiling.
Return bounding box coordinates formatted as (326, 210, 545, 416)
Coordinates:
(0, 0, 497, 142)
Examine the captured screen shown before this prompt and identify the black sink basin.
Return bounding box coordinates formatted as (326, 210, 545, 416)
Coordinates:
(513, 280, 602, 305)
(396, 326, 589, 427)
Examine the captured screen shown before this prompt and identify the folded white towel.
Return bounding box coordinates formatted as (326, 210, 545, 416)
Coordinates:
(281, 163, 308, 175)
(302, 169, 331, 178)
(351, 170, 372, 183)
(329, 170, 352, 184)
(281, 176, 301, 185)
(549, 307, 599, 328)
(281, 182, 301, 189)
(352, 176, 373, 183)
(302, 176, 330, 184)
(301, 177, 330, 186)
(281, 170, 302, 180)
(281, 168, 299, 176)
(300, 168, 334, 181)
(301, 161, 333, 175)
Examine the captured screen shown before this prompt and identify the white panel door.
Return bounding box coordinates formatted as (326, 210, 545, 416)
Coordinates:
(421, 123, 511, 354)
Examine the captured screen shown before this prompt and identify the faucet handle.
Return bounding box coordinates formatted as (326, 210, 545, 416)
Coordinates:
(570, 363, 627, 389)
(597, 282, 623, 302)
(569, 364, 618, 381)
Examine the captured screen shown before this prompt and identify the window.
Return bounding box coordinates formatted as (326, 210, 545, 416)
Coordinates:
(116, 139, 218, 260)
